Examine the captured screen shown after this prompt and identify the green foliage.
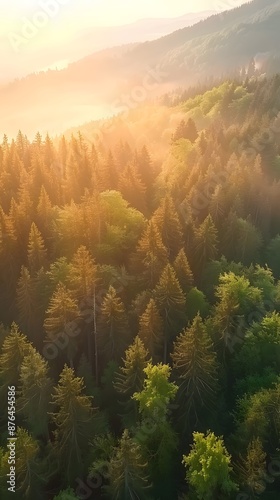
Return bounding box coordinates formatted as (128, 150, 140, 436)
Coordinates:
(133, 363, 178, 420)
(172, 314, 219, 428)
(49, 365, 97, 483)
(186, 287, 210, 321)
(138, 299, 164, 361)
(105, 429, 151, 500)
(53, 488, 80, 500)
(2, 70, 280, 499)
(0, 324, 33, 388)
(97, 286, 130, 362)
(234, 313, 280, 379)
(18, 348, 53, 437)
(182, 431, 237, 500)
(236, 438, 267, 496)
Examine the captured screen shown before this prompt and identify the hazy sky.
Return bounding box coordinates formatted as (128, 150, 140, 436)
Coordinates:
(0, 0, 249, 82)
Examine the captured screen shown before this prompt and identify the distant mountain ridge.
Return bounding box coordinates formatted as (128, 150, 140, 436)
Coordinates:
(1, 0, 280, 137)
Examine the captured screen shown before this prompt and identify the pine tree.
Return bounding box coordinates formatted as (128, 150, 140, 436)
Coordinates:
(172, 118, 198, 143)
(99, 150, 118, 191)
(172, 314, 219, 429)
(118, 163, 147, 213)
(69, 245, 97, 301)
(193, 214, 219, 272)
(44, 284, 80, 338)
(173, 248, 194, 293)
(151, 195, 184, 259)
(27, 222, 47, 274)
(0, 206, 19, 322)
(16, 266, 37, 343)
(18, 348, 53, 437)
(114, 336, 150, 397)
(49, 365, 97, 483)
(0, 427, 42, 497)
(106, 429, 151, 500)
(237, 438, 267, 496)
(133, 220, 168, 288)
(154, 264, 186, 362)
(36, 186, 53, 238)
(133, 145, 155, 207)
(44, 284, 80, 367)
(138, 299, 164, 361)
(114, 336, 150, 426)
(0, 324, 33, 388)
(97, 286, 130, 363)
(213, 272, 263, 356)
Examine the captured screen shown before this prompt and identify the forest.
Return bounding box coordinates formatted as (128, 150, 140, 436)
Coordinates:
(0, 74, 280, 499)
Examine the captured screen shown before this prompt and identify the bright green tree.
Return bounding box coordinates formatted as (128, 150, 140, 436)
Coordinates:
(182, 431, 237, 500)
(133, 363, 179, 499)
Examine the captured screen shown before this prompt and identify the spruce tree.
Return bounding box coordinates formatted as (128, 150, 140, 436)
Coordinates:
(154, 264, 186, 362)
(133, 220, 168, 288)
(193, 214, 219, 272)
(18, 348, 53, 437)
(138, 299, 164, 361)
(172, 314, 219, 429)
(106, 429, 151, 500)
(173, 248, 194, 293)
(114, 336, 150, 426)
(97, 286, 130, 363)
(27, 222, 47, 274)
(49, 365, 97, 483)
(151, 194, 184, 260)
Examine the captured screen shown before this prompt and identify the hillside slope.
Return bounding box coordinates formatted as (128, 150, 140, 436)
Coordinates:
(1, 0, 280, 138)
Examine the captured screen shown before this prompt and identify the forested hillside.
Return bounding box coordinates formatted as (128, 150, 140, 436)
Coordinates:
(2, 0, 280, 138)
(1, 75, 280, 499)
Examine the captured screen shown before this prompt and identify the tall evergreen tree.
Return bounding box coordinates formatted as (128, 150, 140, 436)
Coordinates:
(97, 286, 130, 363)
(193, 214, 219, 273)
(154, 264, 186, 362)
(132, 220, 168, 288)
(106, 429, 151, 500)
(44, 284, 80, 367)
(0, 324, 33, 389)
(49, 365, 97, 483)
(27, 222, 47, 274)
(114, 336, 150, 426)
(173, 248, 194, 293)
(18, 348, 53, 437)
(138, 299, 164, 361)
(151, 194, 184, 260)
(172, 314, 219, 429)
